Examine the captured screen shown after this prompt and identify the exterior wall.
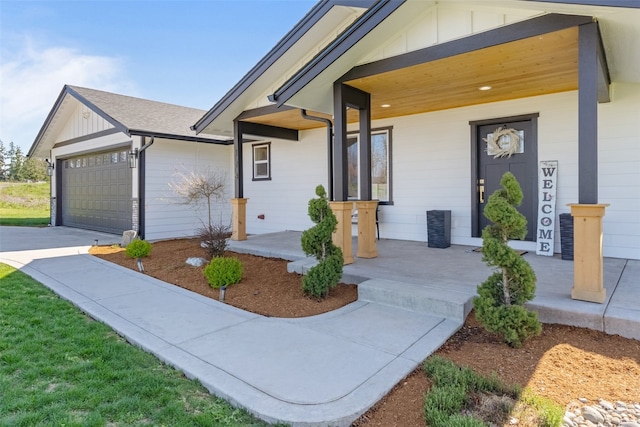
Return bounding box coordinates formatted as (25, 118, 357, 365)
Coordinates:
(144, 138, 232, 241)
(242, 131, 328, 234)
(244, 85, 640, 260)
(58, 104, 115, 141)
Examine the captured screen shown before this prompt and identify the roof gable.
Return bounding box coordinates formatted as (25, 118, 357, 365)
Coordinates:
(29, 85, 231, 158)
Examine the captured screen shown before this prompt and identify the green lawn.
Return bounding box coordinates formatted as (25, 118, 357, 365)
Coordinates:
(0, 182, 50, 226)
(0, 263, 275, 427)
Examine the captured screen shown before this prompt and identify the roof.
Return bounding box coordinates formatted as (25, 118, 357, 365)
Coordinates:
(29, 85, 231, 158)
(192, 0, 373, 136)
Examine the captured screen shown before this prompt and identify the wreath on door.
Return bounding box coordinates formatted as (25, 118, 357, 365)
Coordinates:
(484, 127, 521, 159)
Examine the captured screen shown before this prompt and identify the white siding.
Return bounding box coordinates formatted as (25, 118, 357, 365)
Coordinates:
(244, 85, 640, 260)
(57, 104, 115, 141)
(243, 131, 329, 234)
(144, 139, 233, 241)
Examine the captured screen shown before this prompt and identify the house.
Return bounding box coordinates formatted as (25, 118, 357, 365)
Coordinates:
(191, 0, 640, 277)
(28, 85, 233, 240)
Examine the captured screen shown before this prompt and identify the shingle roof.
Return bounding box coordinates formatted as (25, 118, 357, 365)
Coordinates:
(68, 86, 230, 142)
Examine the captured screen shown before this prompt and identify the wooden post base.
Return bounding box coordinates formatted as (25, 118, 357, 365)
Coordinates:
(231, 198, 248, 241)
(568, 203, 609, 303)
(329, 201, 354, 265)
(356, 200, 378, 258)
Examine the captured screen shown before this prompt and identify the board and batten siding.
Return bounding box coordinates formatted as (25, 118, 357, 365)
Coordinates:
(243, 85, 640, 260)
(144, 139, 232, 241)
(57, 103, 115, 142)
(242, 131, 328, 234)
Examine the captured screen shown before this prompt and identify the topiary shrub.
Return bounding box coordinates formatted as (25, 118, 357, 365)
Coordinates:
(473, 172, 542, 348)
(203, 256, 243, 289)
(300, 185, 344, 299)
(125, 238, 152, 273)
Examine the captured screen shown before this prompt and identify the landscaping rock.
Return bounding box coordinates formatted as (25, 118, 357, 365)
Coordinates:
(186, 257, 207, 267)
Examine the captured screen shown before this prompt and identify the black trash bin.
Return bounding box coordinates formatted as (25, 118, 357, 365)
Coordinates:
(559, 213, 574, 261)
(427, 210, 451, 248)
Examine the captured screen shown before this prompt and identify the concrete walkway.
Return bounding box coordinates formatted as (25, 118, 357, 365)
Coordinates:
(0, 226, 461, 427)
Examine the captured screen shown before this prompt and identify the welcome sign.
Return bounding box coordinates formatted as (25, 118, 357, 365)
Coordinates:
(536, 160, 558, 256)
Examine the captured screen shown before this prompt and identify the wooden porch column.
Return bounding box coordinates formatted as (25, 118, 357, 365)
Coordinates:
(356, 200, 378, 258)
(231, 198, 248, 241)
(569, 203, 609, 303)
(329, 201, 354, 265)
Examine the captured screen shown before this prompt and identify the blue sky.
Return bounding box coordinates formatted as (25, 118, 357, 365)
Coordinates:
(0, 0, 317, 154)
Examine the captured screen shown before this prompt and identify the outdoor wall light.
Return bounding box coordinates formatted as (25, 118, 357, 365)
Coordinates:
(45, 159, 55, 176)
(128, 148, 139, 169)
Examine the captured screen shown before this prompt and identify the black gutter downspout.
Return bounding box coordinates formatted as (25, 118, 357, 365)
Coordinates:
(300, 109, 334, 201)
(137, 136, 155, 238)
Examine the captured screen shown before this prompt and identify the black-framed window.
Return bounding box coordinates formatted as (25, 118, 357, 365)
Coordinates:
(347, 127, 392, 204)
(252, 142, 271, 181)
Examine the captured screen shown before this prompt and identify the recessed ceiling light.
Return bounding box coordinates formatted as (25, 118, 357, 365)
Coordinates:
(381, 104, 391, 108)
(479, 86, 492, 91)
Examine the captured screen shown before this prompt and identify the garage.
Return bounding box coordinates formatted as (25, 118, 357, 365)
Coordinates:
(60, 149, 132, 234)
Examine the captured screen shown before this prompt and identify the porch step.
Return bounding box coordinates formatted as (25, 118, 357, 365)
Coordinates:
(357, 278, 473, 322)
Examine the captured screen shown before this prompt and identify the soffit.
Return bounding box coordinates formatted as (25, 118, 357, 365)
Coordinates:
(242, 27, 578, 131)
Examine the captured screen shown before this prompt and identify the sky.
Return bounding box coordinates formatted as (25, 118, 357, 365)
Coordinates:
(0, 0, 317, 154)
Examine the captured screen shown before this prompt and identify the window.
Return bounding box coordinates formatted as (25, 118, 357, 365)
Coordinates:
(347, 127, 392, 203)
(252, 143, 271, 180)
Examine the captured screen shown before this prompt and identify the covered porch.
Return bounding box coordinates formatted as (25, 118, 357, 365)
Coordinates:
(228, 231, 639, 341)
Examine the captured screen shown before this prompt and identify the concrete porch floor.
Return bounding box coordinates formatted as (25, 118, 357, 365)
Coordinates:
(229, 231, 640, 341)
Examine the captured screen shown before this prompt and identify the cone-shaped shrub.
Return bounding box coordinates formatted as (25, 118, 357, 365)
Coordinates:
(300, 185, 344, 299)
(473, 172, 541, 347)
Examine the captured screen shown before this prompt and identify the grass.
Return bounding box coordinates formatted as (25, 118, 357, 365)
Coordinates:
(0, 263, 276, 426)
(423, 356, 563, 427)
(0, 182, 50, 226)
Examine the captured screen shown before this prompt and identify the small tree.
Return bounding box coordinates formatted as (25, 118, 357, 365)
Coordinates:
(473, 172, 541, 347)
(169, 167, 226, 227)
(300, 185, 344, 299)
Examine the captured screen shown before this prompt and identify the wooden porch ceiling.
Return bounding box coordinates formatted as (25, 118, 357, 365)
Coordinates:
(243, 26, 579, 131)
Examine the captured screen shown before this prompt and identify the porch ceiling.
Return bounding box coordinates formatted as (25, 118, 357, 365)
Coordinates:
(242, 26, 578, 131)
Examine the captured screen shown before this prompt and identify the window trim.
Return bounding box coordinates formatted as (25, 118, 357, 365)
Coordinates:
(252, 142, 271, 181)
(346, 126, 393, 205)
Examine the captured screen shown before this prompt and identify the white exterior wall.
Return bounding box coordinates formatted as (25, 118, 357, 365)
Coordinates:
(244, 86, 640, 260)
(144, 139, 232, 241)
(58, 104, 115, 141)
(242, 130, 328, 234)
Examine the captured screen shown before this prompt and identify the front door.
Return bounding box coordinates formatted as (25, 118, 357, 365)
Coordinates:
(474, 117, 538, 241)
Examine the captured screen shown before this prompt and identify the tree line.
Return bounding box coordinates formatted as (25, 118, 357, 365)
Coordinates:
(0, 140, 49, 182)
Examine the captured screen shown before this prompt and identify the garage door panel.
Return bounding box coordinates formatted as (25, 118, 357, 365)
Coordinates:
(61, 149, 132, 234)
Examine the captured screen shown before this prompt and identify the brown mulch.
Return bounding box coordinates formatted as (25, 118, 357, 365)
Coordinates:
(90, 238, 640, 427)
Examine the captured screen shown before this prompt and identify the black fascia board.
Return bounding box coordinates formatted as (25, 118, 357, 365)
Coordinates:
(238, 121, 299, 141)
(269, 0, 406, 107)
(235, 104, 297, 121)
(192, 0, 374, 134)
(129, 130, 233, 145)
(28, 85, 130, 157)
(531, 0, 640, 8)
(339, 13, 593, 82)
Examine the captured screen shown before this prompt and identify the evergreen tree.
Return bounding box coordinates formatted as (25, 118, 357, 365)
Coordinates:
(0, 140, 6, 181)
(473, 172, 542, 347)
(300, 185, 344, 299)
(9, 146, 25, 181)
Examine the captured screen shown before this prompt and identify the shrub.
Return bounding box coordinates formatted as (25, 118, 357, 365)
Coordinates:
(125, 239, 152, 259)
(203, 256, 243, 289)
(300, 185, 343, 299)
(197, 222, 231, 258)
(473, 172, 542, 347)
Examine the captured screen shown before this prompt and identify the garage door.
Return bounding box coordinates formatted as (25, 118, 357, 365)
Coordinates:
(61, 149, 132, 234)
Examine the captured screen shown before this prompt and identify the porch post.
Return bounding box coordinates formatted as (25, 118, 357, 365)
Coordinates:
(356, 200, 378, 258)
(569, 22, 607, 303)
(329, 201, 354, 265)
(231, 120, 247, 241)
(332, 83, 348, 202)
(231, 198, 248, 241)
